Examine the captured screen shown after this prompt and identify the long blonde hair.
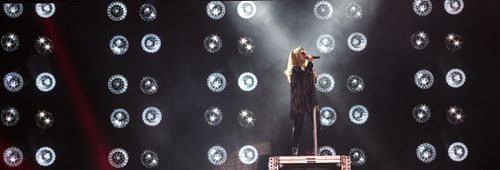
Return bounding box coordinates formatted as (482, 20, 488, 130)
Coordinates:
(284, 47, 307, 82)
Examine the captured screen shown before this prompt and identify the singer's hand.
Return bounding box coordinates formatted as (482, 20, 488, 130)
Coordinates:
(307, 55, 314, 62)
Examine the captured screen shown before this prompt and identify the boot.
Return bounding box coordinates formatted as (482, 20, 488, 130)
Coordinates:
(292, 145, 299, 156)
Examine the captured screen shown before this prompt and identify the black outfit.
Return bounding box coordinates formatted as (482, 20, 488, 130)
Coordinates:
(289, 61, 320, 154)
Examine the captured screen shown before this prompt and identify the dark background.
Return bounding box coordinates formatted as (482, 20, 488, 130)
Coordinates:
(1, 0, 499, 169)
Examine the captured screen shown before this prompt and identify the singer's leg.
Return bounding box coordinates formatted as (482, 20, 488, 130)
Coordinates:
(292, 113, 305, 155)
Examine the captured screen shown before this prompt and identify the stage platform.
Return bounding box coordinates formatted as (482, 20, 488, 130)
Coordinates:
(268, 155, 351, 170)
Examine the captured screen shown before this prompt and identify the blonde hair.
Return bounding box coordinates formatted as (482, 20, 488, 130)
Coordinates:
(284, 47, 307, 82)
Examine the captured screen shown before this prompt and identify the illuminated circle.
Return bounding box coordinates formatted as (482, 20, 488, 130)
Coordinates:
(108, 74, 128, 94)
(3, 3, 23, 18)
(110, 108, 129, 128)
(35, 147, 56, 166)
(349, 148, 366, 166)
(413, 0, 432, 16)
(3, 147, 23, 167)
(349, 105, 368, 124)
(347, 32, 367, 52)
(414, 69, 434, 89)
(319, 146, 336, 156)
(412, 104, 431, 123)
(238, 72, 258, 92)
(36, 72, 56, 92)
(444, 0, 464, 15)
(448, 142, 468, 162)
(447, 106, 465, 125)
(446, 68, 466, 88)
(141, 33, 161, 53)
(238, 109, 256, 128)
(207, 146, 227, 166)
(110, 35, 129, 55)
(445, 33, 462, 51)
(346, 2, 362, 20)
(108, 148, 128, 168)
(35, 3, 55, 18)
(141, 150, 159, 168)
(411, 31, 429, 50)
(239, 145, 258, 165)
(140, 76, 158, 94)
(237, 1, 256, 19)
(36, 110, 54, 129)
(139, 3, 157, 21)
(1, 107, 19, 126)
(320, 106, 337, 126)
(206, 1, 225, 20)
(317, 34, 335, 53)
(142, 107, 162, 126)
(207, 73, 226, 93)
(314, 1, 333, 20)
(346, 74, 364, 93)
(204, 34, 222, 53)
(3, 72, 23, 92)
(315, 73, 334, 93)
(416, 143, 436, 163)
(1, 33, 19, 52)
(107, 1, 127, 21)
(35, 36, 54, 55)
(237, 37, 255, 55)
(204, 107, 223, 126)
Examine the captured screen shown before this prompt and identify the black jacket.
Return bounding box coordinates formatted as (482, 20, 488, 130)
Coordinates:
(290, 62, 318, 119)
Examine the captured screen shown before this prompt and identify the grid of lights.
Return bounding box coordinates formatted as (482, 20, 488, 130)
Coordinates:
(319, 106, 337, 126)
(3, 3, 23, 18)
(35, 3, 56, 18)
(316, 34, 335, 53)
(413, 0, 432, 16)
(1, 107, 20, 126)
(206, 1, 225, 20)
(416, 143, 436, 163)
(347, 32, 367, 52)
(36, 72, 56, 92)
(1, 33, 19, 52)
(142, 107, 162, 126)
(314, 1, 333, 20)
(346, 74, 365, 93)
(319, 146, 336, 156)
(108, 148, 129, 168)
(349, 147, 366, 166)
(411, 31, 429, 50)
(237, 1, 257, 19)
(238, 72, 258, 92)
(345, 2, 363, 20)
(110, 108, 129, 128)
(315, 73, 335, 93)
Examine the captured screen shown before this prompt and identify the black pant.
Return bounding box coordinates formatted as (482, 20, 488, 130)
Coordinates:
(292, 111, 321, 151)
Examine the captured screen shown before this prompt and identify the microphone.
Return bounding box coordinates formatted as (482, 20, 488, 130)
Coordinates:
(308, 55, 320, 59)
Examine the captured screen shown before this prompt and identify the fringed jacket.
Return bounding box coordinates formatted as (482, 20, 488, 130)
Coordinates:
(290, 62, 318, 119)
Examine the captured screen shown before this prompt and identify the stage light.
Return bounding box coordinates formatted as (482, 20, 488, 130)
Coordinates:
(206, 1, 225, 20)
(108, 74, 128, 94)
(315, 73, 334, 93)
(319, 146, 336, 156)
(316, 34, 335, 53)
(445, 33, 462, 51)
(411, 31, 429, 50)
(3, 72, 23, 92)
(110, 35, 129, 55)
(238, 72, 258, 92)
(107, 1, 127, 21)
(349, 105, 368, 125)
(140, 76, 158, 94)
(110, 108, 129, 128)
(447, 106, 464, 125)
(237, 37, 255, 55)
(3, 3, 23, 18)
(139, 3, 157, 22)
(141, 150, 159, 168)
(35, 3, 55, 18)
(237, 1, 256, 19)
(349, 147, 366, 166)
(347, 32, 367, 52)
(414, 69, 434, 89)
(204, 107, 223, 126)
(448, 142, 468, 161)
(413, 0, 432, 16)
(416, 143, 436, 163)
(36, 110, 54, 129)
(142, 107, 162, 126)
(35, 36, 54, 55)
(1, 107, 19, 127)
(35, 147, 56, 166)
(319, 106, 337, 126)
(446, 68, 466, 88)
(412, 104, 431, 123)
(1, 32, 19, 52)
(345, 2, 362, 20)
(239, 145, 258, 165)
(346, 74, 364, 93)
(238, 109, 256, 128)
(204, 34, 222, 53)
(207, 146, 227, 166)
(314, 1, 333, 20)
(207, 73, 227, 93)
(3, 147, 23, 167)
(444, 0, 464, 15)
(36, 72, 56, 92)
(108, 148, 128, 168)
(141, 33, 161, 53)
